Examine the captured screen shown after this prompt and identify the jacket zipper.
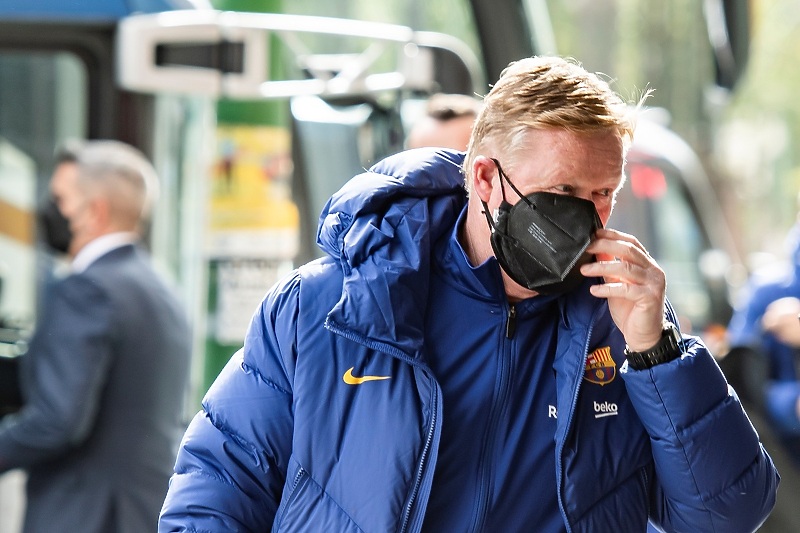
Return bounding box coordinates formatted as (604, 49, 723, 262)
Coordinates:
(506, 304, 517, 338)
(555, 307, 601, 533)
(274, 467, 308, 527)
(471, 302, 515, 532)
(290, 467, 306, 491)
(400, 380, 439, 533)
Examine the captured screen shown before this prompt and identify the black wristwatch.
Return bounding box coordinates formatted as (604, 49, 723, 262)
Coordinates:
(624, 323, 683, 370)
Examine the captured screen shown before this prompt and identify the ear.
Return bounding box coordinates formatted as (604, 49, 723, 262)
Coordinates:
(87, 196, 112, 229)
(471, 156, 497, 204)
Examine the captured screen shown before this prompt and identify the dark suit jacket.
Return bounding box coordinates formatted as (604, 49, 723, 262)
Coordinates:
(0, 244, 192, 533)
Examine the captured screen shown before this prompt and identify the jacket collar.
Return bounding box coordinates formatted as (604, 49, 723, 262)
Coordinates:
(319, 148, 467, 362)
(71, 232, 138, 273)
(318, 147, 609, 363)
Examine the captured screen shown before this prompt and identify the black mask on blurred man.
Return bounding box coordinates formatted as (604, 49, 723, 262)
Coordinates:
(482, 158, 602, 295)
(37, 196, 72, 255)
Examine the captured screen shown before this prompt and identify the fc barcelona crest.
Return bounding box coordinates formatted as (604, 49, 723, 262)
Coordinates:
(583, 346, 616, 386)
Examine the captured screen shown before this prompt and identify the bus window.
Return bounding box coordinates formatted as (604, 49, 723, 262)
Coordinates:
(0, 58, 88, 529)
(0, 51, 87, 337)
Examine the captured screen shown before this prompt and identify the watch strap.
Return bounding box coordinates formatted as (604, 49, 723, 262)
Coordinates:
(624, 324, 683, 370)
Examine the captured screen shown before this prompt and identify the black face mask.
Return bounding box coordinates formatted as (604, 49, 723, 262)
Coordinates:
(482, 158, 602, 295)
(37, 196, 72, 254)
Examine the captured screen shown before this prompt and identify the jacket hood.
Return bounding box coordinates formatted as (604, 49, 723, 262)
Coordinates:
(316, 148, 467, 361)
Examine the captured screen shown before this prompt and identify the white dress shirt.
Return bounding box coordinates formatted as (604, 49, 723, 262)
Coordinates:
(71, 232, 139, 274)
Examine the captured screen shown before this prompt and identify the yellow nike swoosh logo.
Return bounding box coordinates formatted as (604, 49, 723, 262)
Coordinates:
(342, 367, 391, 385)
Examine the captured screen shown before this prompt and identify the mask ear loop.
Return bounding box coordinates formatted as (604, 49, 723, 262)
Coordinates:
(480, 158, 530, 239)
(480, 158, 524, 256)
(480, 198, 498, 232)
(480, 158, 507, 232)
(490, 158, 535, 209)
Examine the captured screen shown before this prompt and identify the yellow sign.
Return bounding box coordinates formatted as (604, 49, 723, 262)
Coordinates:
(208, 125, 299, 259)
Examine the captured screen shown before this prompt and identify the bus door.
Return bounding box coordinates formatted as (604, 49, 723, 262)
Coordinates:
(0, 22, 102, 532)
(116, 10, 483, 394)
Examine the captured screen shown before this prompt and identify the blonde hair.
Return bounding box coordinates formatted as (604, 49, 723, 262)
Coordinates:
(465, 56, 644, 180)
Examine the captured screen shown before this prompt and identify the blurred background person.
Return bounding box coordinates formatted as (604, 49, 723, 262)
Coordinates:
(759, 295, 800, 442)
(0, 140, 192, 533)
(727, 198, 800, 465)
(406, 92, 483, 151)
(724, 197, 800, 532)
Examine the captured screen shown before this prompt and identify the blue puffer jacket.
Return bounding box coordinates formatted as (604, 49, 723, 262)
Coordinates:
(160, 148, 778, 533)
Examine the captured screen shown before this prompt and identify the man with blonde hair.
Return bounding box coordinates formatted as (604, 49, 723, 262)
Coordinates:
(0, 140, 192, 533)
(161, 57, 777, 532)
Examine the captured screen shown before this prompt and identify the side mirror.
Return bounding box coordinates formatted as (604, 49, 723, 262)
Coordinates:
(704, 0, 750, 90)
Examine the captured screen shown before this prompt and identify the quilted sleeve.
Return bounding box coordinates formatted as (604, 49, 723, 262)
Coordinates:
(159, 271, 301, 532)
(622, 335, 780, 533)
(0, 276, 114, 471)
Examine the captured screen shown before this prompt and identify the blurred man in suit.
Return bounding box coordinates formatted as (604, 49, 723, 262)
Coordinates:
(0, 140, 192, 533)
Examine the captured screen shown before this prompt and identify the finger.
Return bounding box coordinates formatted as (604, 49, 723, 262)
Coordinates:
(587, 281, 661, 305)
(588, 235, 652, 267)
(595, 252, 615, 263)
(592, 228, 650, 258)
(595, 227, 647, 249)
(588, 281, 628, 298)
(581, 259, 659, 286)
(584, 259, 621, 284)
(588, 280, 665, 315)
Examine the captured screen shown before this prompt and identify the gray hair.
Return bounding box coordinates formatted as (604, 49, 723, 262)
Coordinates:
(58, 139, 159, 228)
